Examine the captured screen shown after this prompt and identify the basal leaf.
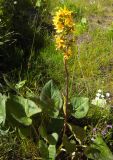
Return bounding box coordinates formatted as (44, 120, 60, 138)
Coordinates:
(47, 118, 64, 134)
(48, 133, 58, 145)
(40, 80, 63, 118)
(38, 140, 49, 159)
(68, 123, 86, 144)
(70, 97, 89, 119)
(48, 133, 58, 160)
(39, 124, 48, 142)
(63, 134, 76, 154)
(25, 98, 42, 117)
(6, 95, 41, 126)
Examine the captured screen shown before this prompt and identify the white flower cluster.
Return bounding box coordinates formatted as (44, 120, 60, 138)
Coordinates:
(14, 1, 17, 5)
(91, 89, 110, 108)
(95, 89, 104, 100)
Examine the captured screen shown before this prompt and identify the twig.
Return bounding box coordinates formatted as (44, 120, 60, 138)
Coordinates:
(64, 58, 69, 134)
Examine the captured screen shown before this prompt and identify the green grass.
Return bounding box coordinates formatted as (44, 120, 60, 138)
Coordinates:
(39, 26, 113, 99)
(40, 40, 64, 87)
(38, 0, 113, 99)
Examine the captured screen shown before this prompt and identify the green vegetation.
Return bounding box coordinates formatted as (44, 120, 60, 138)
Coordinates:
(0, 0, 113, 159)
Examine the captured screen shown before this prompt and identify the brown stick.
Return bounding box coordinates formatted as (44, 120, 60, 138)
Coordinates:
(64, 58, 69, 133)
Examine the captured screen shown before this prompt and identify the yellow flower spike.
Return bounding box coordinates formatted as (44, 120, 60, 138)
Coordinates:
(53, 7, 75, 59)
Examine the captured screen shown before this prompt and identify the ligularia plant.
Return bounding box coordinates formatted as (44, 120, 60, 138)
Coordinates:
(53, 7, 75, 132)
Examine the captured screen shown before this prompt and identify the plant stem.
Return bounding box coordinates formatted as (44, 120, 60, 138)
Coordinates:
(64, 58, 69, 133)
(32, 124, 39, 140)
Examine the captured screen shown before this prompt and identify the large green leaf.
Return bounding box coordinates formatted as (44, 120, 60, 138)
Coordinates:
(39, 124, 48, 142)
(48, 133, 58, 160)
(63, 134, 76, 154)
(48, 133, 58, 145)
(70, 97, 89, 118)
(68, 123, 86, 144)
(6, 95, 41, 126)
(85, 135, 113, 160)
(25, 98, 42, 117)
(39, 124, 58, 159)
(48, 145, 56, 160)
(38, 140, 49, 159)
(18, 127, 32, 139)
(0, 94, 7, 125)
(47, 118, 64, 134)
(40, 80, 63, 118)
(39, 123, 59, 145)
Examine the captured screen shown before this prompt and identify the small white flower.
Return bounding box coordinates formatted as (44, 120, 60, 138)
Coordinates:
(72, 152, 76, 156)
(91, 137, 95, 141)
(106, 92, 110, 98)
(72, 152, 76, 160)
(95, 97, 99, 100)
(14, 1, 17, 5)
(96, 93, 101, 98)
(101, 95, 105, 98)
(91, 99, 96, 105)
(0, 19, 1, 22)
(98, 89, 102, 93)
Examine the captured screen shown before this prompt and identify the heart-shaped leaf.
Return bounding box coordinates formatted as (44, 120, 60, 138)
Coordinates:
(6, 95, 41, 126)
(40, 80, 63, 118)
(70, 97, 89, 118)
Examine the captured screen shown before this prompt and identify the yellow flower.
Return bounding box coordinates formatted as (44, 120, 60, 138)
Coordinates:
(55, 23, 64, 33)
(65, 17, 73, 26)
(64, 47, 72, 60)
(53, 16, 59, 25)
(55, 7, 72, 18)
(60, 7, 72, 16)
(53, 7, 74, 31)
(55, 36, 66, 49)
(64, 54, 68, 60)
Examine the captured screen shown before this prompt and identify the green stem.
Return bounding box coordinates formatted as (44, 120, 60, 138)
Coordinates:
(32, 124, 39, 140)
